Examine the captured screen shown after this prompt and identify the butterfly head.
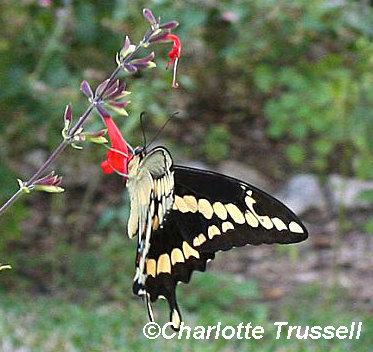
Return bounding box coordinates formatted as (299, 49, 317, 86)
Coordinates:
(133, 146, 147, 159)
(127, 145, 147, 176)
(133, 146, 145, 155)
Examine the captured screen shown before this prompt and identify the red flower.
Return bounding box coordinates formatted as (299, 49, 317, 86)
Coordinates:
(165, 34, 182, 88)
(101, 117, 132, 179)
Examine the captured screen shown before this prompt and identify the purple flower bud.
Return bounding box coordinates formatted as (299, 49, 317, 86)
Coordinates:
(131, 61, 153, 69)
(35, 171, 54, 185)
(149, 31, 171, 43)
(64, 104, 73, 122)
(35, 172, 63, 186)
(124, 64, 138, 73)
(82, 130, 108, 144)
(143, 8, 157, 25)
(96, 103, 111, 119)
(80, 80, 93, 98)
(103, 80, 119, 99)
(107, 101, 130, 109)
(88, 130, 107, 138)
(159, 21, 179, 30)
(54, 176, 62, 186)
(133, 52, 155, 63)
(122, 36, 131, 52)
(110, 82, 127, 99)
(33, 176, 64, 192)
(95, 79, 110, 98)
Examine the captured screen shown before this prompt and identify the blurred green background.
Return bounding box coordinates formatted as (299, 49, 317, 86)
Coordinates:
(1, 0, 373, 351)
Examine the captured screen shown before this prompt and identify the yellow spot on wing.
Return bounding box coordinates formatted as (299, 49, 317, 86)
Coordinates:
(208, 225, 221, 239)
(156, 179, 162, 200)
(163, 175, 170, 196)
(225, 203, 246, 224)
(182, 241, 200, 259)
(289, 221, 304, 233)
(183, 195, 198, 213)
(245, 211, 259, 227)
(258, 216, 273, 229)
(157, 254, 171, 274)
(198, 234, 207, 245)
(153, 180, 158, 198)
(245, 195, 273, 229)
(152, 215, 159, 231)
(198, 199, 213, 219)
(146, 259, 156, 278)
(193, 236, 200, 247)
(158, 203, 164, 224)
(171, 248, 184, 265)
(213, 202, 228, 220)
(272, 217, 287, 231)
(222, 221, 234, 232)
(174, 195, 188, 213)
(160, 177, 165, 197)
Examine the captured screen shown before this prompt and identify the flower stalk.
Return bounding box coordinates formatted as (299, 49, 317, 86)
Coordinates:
(0, 8, 180, 217)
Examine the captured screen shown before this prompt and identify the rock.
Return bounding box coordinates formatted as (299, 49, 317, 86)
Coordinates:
(275, 174, 327, 216)
(327, 174, 373, 210)
(217, 160, 272, 192)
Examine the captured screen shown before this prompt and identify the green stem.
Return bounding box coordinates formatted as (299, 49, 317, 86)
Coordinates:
(0, 188, 24, 216)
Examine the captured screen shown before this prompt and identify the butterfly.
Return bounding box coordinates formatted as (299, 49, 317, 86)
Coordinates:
(126, 145, 308, 330)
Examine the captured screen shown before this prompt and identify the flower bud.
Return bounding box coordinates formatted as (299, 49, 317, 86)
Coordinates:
(80, 80, 93, 99)
(143, 8, 157, 25)
(83, 130, 109, 144)
(34, 185, 65, 193)
(95, 79, 110, 98)
(123, 64, 138, 73)
(149, 31, 171, 43)
(159, 21, 179, 30)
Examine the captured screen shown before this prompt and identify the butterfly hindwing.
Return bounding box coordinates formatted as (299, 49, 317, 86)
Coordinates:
(144, 213, 215, 330)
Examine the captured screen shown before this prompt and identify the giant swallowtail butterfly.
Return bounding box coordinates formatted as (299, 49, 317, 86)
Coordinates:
(126, 146, 308, 330)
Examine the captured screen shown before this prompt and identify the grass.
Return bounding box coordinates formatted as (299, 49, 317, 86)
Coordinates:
(0, 275, 372, 352)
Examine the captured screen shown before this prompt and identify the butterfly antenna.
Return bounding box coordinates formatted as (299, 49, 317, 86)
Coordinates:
(146, 111, 179, 149)
(140, 112, 147, 148)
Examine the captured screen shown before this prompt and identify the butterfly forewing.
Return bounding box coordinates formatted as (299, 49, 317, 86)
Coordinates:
(127, 147, 308, 330)
(172, 166, 308, 252)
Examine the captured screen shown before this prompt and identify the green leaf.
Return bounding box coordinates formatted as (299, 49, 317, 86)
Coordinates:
(313, 139, 333, 156)
(204, 125, 230, 163)
(285, 144, 306, 165)
(364, 217, 373, 234)
(253, 65, 275, 93)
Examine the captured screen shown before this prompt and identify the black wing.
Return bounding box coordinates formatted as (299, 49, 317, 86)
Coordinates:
(139, 166, 308, 330)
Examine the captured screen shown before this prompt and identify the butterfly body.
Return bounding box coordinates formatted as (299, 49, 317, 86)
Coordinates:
(126, 146, 308, 330)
